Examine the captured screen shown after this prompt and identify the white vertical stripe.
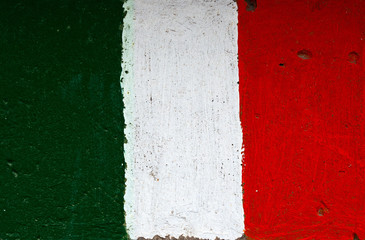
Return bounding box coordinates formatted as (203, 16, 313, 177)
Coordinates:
(122, 0, 243, 239)
(121, 0, 135, 238)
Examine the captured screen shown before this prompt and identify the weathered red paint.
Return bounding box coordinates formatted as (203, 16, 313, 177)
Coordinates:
(238, 0, 365, 239)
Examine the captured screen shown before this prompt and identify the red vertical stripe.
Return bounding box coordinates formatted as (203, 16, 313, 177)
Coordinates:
(238, 0, 365, 239)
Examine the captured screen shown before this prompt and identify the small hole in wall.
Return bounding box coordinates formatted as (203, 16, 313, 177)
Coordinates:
(297, 49, 313, 60)
(348, 51, 360, 64)
(317, 206, 329, 216)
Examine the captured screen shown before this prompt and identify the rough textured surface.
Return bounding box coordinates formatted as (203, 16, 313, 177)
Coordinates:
(122, 0, 244, 239)
(238, 0, 365, 239)
(0, 1, 127, 239)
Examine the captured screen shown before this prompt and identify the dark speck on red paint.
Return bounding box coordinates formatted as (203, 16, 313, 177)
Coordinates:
(354, 233, 359, 240)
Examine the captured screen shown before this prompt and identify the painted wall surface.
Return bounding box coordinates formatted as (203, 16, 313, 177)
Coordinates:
(3, 0, 364, 239)
(122, 0, 244, 239)
(238, 0, 365, 239)
(0, 1, 127, 239)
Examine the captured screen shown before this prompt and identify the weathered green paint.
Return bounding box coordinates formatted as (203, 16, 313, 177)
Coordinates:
(0, 1, 127, 239)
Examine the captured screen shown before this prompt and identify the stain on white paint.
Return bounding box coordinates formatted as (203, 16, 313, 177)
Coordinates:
(121, 0, 243, 239)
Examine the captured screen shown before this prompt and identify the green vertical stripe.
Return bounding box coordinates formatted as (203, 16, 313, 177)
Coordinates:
(0, 0, 127, 239)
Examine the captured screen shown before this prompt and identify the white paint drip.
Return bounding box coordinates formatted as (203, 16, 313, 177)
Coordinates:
(122, 0, 243, 239)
